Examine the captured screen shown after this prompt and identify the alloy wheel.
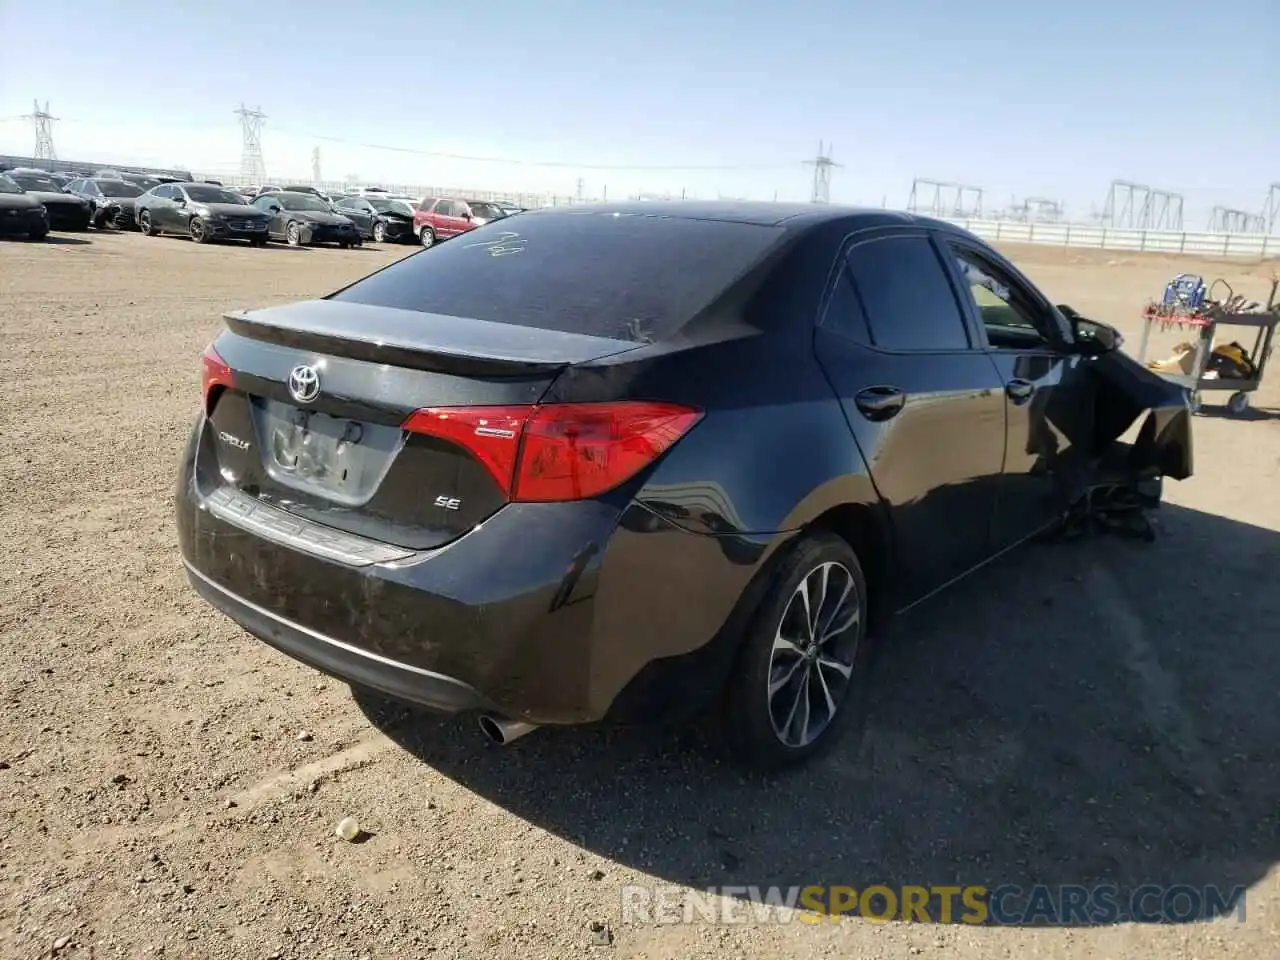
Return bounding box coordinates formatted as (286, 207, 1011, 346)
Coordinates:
(766, 561, 860, 748)
(373, 221, 386, 243)
(420, 229, 434, 248)
(287, 222, 301, 246)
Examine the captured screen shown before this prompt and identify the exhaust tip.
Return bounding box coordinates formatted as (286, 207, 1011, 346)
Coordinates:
(477, 713, 538, 746)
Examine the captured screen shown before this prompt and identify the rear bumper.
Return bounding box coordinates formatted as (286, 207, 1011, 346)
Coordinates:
(175, 415, 768, 725)
(184, 560, 494, 713)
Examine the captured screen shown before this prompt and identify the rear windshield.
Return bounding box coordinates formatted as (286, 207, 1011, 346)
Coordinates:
(330, 211, 785, 341)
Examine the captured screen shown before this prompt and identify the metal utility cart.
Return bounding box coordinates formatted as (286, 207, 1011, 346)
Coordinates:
(1137, 276, 1279, 416)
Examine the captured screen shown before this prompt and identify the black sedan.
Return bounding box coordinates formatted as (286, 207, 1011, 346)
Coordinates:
(64, 178, 145, 229)
(332, 194, 415, 242)
(0, 174, 49, 239)
(135, 183, 271, 245)
(5, 170, 92, 230)
(251, 191, 362, 247)
(174, 202, 1192, 770)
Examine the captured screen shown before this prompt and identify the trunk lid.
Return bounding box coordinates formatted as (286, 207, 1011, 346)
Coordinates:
(200, 300, 644, 551)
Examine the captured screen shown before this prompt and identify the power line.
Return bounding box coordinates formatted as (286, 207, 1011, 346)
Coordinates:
(270, 126, 793, 171)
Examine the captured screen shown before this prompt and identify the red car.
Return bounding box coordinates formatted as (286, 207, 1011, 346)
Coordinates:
(413, 198, 510, 248)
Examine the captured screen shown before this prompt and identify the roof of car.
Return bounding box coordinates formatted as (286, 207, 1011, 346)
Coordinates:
(516, 200, 955, 231)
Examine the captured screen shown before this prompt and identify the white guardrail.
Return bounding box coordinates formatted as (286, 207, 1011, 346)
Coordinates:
(939, 218, 1278, 259)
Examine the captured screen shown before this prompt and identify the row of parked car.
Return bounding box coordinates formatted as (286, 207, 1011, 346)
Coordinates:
(0, 165, 528, 248)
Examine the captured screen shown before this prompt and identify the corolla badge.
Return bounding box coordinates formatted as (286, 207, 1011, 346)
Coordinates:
(288, 364, 321, 404)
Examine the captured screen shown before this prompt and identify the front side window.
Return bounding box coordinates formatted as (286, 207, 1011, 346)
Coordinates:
(184, 185, 245, 204)
(946, 245, 1054, 350)
(845, 236, 970, 351)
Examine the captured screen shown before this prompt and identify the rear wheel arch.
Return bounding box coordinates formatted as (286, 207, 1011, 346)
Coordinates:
(799, 501, 894, 633)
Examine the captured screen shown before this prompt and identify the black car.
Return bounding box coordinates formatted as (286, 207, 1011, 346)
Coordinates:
(0, 174, 49, 239)
(5, 170, 92, 230)
(64, 178, 145, 229)
(175, 202, 1192, 770)
(251, 191, 362, 247)
(122, 174, 164, 192)
(332, 194, 415, 242)
(136, 183, 271, 245)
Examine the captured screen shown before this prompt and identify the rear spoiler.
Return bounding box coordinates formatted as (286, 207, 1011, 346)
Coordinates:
(223, 300, 644, 378)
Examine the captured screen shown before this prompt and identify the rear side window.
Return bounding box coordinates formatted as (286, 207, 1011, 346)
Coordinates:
(331, 212, 786, 341)
(846, 236, 970, 351)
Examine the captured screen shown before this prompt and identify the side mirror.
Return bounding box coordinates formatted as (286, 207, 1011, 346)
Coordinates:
(462, 211, 473, 221)
(173, 197, 186, 206)
(1071, 315, 1123, 356)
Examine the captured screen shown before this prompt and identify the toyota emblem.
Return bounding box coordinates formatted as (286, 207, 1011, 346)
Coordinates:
(288, 364, 321, 404)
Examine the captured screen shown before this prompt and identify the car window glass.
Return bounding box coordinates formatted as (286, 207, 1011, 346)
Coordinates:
(845, 236, 970, 351)
(419, 197, 438, 212)
(947, 246, 1052, 350)
(820, 268, 872, 344)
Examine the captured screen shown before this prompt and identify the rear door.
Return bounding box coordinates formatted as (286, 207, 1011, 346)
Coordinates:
(437, 200, 467, 237)
(151, 184, 178, 229)
(936, 237, 1095, 550)
(813, 228, 1007, 603)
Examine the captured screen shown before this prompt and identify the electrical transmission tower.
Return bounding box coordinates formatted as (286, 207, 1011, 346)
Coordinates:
(805, 141, 840, 204)
(907, 178, 984, 218)
(1207, 206, 1265, 233)
(1100, 180, 1184, 230)
(1262, 184, 1280, 234)
(22, 100, 58, 163)
(234, 104, 267, 183)
(312, 147, 322, 183)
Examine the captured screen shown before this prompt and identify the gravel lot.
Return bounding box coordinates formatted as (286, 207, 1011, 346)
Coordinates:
(1, 230, 1278, 960)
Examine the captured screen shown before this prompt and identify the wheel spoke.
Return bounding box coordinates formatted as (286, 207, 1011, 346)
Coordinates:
(796, 576, 815, 642)
(788, 671, 812, 745)
(814, 660, 838, 718)
(820, 603, 860, 644)
(768, 657, 804, 698)
(818, 655, 853, 679)
(780, 670, 807, 740)
(818, 575, 855, 640)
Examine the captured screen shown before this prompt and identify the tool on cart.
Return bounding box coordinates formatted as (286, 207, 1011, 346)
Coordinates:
(1137, 274, 1279, 416)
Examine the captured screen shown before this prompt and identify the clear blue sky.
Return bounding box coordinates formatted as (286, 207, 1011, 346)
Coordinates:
(1, 0, 1276, 220)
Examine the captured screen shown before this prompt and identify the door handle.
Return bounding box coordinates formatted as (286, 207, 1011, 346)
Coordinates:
(853, 386, 906, 421)
(1006, 378, 1035, 404)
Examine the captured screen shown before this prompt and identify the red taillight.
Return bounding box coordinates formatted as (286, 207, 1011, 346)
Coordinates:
(401, 406, 533, 499)
(402, 401, 702, 503)
(201, 344, 233, 409)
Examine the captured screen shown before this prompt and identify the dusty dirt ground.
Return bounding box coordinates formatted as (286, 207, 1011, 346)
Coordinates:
(1, 229, 1278, 960)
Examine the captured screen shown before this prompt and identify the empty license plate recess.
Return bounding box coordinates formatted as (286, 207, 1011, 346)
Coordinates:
(251, 397, 404, 505)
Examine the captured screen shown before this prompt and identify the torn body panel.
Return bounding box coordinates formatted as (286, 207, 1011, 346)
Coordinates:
(1088, 350, 1194, 482)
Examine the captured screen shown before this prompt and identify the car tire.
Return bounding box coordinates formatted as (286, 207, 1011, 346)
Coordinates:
(719, 530, 871, 773)
(286, 222, 302, 247)
(249, 235, 268, 248)
(420, 227, 435, 248)
(138, 211, 157, 236)
(373, 221, 386, 243)
(189, 217, 210, 244)
(92, 207, 110, 230)
(28, 221, 49, 242)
